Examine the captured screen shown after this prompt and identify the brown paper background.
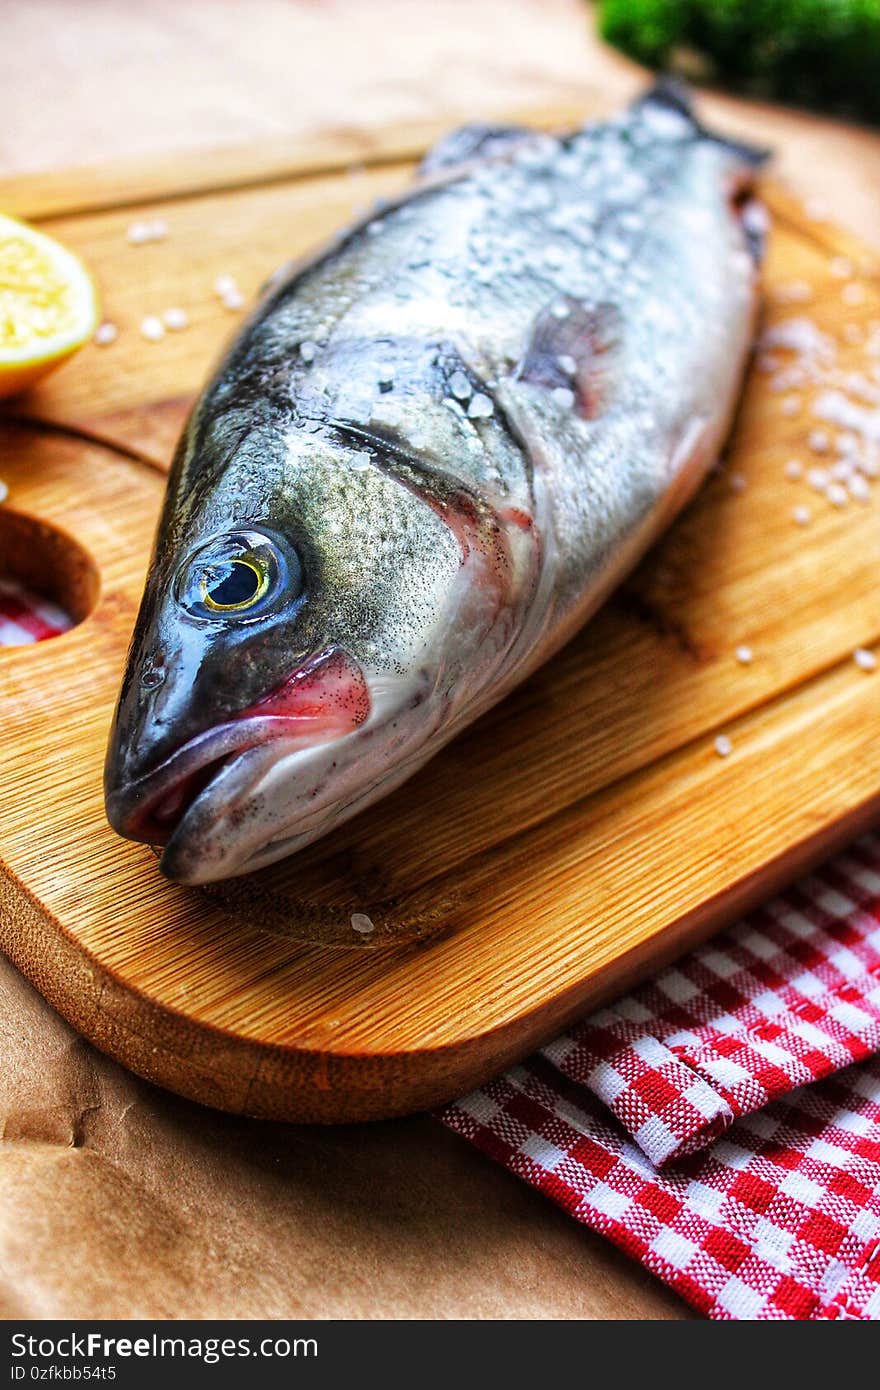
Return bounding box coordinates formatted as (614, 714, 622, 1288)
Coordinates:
(2, 0, 877, 1319)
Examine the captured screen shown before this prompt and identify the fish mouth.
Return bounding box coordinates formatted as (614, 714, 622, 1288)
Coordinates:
(105, 647, 370, 858)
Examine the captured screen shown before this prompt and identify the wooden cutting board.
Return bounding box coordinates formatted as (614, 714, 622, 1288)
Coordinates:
(1, 110, 879, 1122)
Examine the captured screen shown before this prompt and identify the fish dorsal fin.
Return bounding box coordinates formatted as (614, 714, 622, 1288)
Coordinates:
(419, 122, 532, 175)
(514, 297, 622, 420)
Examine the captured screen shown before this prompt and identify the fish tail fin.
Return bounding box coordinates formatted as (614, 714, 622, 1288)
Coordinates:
(636, 77, 770, 168)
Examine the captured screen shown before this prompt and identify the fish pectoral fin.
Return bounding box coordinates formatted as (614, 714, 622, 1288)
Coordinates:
(514, 296, 622, 420)
(418, 122, 532, 175)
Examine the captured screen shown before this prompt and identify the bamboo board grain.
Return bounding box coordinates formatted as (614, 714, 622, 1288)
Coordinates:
(0, 131, 879, 1122)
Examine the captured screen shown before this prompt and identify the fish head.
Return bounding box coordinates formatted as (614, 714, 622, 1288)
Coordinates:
(105, 414, 476, 883)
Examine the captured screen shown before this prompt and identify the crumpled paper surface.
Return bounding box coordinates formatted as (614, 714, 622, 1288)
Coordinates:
(0, 954, 685, 1318)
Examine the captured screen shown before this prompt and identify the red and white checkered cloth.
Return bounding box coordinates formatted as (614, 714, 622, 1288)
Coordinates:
(440, 839, 880, 1320)
(3, 580, 880, 1319)
(0, 577, 72, 646)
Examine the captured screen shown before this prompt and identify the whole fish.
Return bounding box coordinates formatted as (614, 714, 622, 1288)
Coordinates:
(105, 84, 765, 884)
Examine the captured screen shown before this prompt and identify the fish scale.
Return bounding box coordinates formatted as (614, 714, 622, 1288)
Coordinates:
(105, 84, 765, 883)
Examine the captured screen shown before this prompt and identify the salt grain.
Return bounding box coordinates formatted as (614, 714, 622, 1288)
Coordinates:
(807, 467, 829, 492)
(551, 386, 575, 410)
(784, 459, 803, 480)
(714, 735, 733, 758)
(826, 481, 848, 507)
(808, 429, 830, 454)
(449, 370, 472, 401)
(853, 648, 877, 672)
(127, 219, 167, 245)
(214, 274, 238, 297)
(792, 504, 811, 526)
(468, 393, 494, 419)
(221, 288, 244, 311)
(0, 480, 8, 504)
(162, 307, 189, 331)
(94, 321, 118, 345)
(557, 354, 577, 376)
(735, 645, 753, 665)
(299, 340, 317, 363)
(140, 315, 164, 342)
(842, 282, 866, 306)
(351, 913, 375, 934)
(849, 474, 871, 502)
(781, 395, 801, 417)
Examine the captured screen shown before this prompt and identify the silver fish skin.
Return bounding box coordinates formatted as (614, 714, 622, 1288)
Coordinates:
(105, 84, 764, 884)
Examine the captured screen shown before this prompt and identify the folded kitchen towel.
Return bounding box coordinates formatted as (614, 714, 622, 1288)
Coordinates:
(440, 837, 880, 1320)
(4, 580, 879, 1320)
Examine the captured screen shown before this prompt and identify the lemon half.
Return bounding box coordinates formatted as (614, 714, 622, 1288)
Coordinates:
(0, 213, 99, 399)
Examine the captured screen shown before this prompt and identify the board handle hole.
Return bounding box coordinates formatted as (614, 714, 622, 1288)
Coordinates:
(0, 508, 99, 643)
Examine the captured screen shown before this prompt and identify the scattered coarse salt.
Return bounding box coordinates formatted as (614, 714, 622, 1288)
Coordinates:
(853, 648, 877, 672)
(140, 314, 165, 342)
(468, 392, 494, 419)
(221, 287, 244, 311)
(148, 218, 168, 240)
(781, 395, 801, 417)
(729, 472, 747, 494)
(714, 735, 733, 758)
(829, 256, 853, 279)
(214, 274, 237, 297)
(735, 645, 753, 665)
(551, 386, 575, 410)
(557, 353, 577, 376)
(94, 321, 118, 346)
(808, 429, 830, 454)
(826, 481, 848, 508)
(162, 306, 189, 331)
(842, 282, 866, 306)
(784, 459, 803, 480)
(792, 504, 811, 526)
(299, 340, 317, 364)
(830, 458, 854, 482)
(550, 301, 570, 320)
(449, 370, 472, 401)
(0, 480, 8, 504)
(351, 912, 375, 935)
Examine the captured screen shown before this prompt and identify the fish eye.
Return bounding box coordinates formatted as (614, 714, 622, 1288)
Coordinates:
(200, 558, 267, 612)
(177, 529, 301, 622)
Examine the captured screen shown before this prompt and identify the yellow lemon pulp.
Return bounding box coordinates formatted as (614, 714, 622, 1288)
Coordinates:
(0, 213, 99, 399)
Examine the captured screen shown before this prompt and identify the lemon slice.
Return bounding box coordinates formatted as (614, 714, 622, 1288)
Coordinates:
(0, 212, 99, 400)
